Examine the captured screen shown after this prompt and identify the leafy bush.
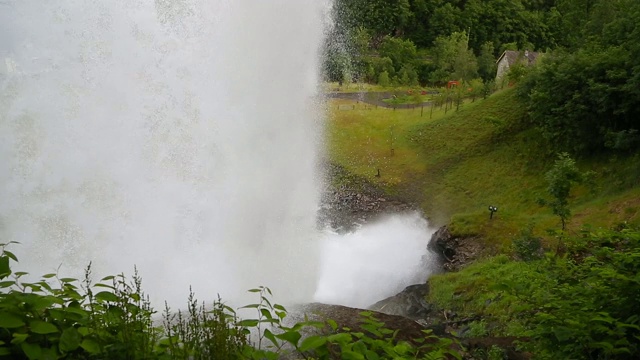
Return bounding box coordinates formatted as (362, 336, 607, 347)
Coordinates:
(604, 129, 640, 152)
(528, 229, 640, 359)
(0, 241, 248, 359)
(512, 225, 543, 261)
(465, 320, 488, 338)
(378, 71, 390, 87)
(518, 37, 640, 155)
(0, 244, 462, 359)
(541, 152, 589, 230)
(429, 228, 640, 359)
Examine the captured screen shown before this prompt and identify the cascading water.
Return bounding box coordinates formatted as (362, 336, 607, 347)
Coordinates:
(1, 0, 437, 310)
(0, 0, 327, 306)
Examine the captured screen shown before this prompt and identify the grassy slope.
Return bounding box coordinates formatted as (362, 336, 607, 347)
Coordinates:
(327, 86, 640, 358)
(327, 88, 640, 251)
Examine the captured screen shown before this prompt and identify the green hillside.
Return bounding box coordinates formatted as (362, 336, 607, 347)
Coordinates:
(328, 85, 640, 359)
(328, 88, 640, 251)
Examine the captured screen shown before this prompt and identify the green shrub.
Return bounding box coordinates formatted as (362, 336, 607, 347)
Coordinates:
(466, 320, 488, 338)
(429, 228, 640, 359)
(512, 225, 543, 261)
(487, 345, 506, 360)
(0, 241, 245, 359)
(0, 244, 462, 359)
(378, 71, 390, 87)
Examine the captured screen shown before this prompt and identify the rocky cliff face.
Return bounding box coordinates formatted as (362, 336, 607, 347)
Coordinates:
(319, 163, 414, 232)
(319, 186, 413, 231)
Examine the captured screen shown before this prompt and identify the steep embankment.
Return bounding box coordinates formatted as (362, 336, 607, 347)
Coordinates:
(328, 88, 640, 252)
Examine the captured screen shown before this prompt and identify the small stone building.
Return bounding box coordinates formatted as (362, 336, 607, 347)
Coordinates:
(495, 50, 539, 82)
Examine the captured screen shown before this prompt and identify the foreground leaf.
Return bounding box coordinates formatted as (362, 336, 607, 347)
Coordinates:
(21, 342, 42, 360)
(275, 331, 301, 346)
(30, 321, 58, 334)
(80, 339, 101, 354)
(0, 256, 10, 279)
(59, 328, 81, 352)
(0, 313, 25, 328)
(299, 335, 327, 352)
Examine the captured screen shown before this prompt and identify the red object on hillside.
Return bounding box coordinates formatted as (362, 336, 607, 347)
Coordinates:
(421, 90, 427, 95)
(447, 80, 460, 89)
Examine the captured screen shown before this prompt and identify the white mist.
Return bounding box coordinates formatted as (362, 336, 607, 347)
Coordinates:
(314, 213, 437, 308)
(0, 0, 327, 307)
(0, 0, 437, 310)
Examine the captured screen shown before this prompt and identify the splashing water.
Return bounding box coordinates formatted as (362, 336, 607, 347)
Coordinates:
(0, 0, 437, 309)
(315, 213, 438, 308)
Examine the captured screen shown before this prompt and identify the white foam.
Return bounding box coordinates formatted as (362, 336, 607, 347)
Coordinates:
(315, 212, 437, 308)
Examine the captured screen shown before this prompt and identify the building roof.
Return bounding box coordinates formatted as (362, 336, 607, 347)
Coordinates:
(496, 50, 539, 66)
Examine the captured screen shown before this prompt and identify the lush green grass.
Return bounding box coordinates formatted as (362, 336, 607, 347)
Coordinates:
(327, 88, 640, 251)
(428, 254, 533, 334)
(326, 96, 474, 188)
(327, 89, 552, 248)
(328, 99, 433, 188)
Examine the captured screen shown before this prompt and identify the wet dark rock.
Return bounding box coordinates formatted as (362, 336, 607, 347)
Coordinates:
(428, 226, 483, 271)
(295, 303, 452, 343)
(368, 283, 435, 321)
(291, 303, 531, 360)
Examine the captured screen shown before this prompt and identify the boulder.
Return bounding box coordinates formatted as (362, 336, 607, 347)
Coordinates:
(294, 302, 449, 343)
(428, 226, 483, 271)
(368, 283, 436, 321)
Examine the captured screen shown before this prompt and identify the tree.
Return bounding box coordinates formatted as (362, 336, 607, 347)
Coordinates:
(544, 153, 583, 230)
(477, 41, 497, 82)
(370, 56, 395, 78)
(468, 78, 484, 102)
(452, 47, 478, 81)
(323, 43, 353, 83)
(428, 3, 462, 43)
(500, 42, 518, 53)
(332, 0, 412, 42)
(378, 36, 417, 71)
(352, 26, 372, 56)
(398, 64, 419, 86)
(519, 44, 639, 154)
(378, 71, 390, 87)
(431, 31, 478, 83)
(482, 79, 496, 98)
(507, 59, 528, 84)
